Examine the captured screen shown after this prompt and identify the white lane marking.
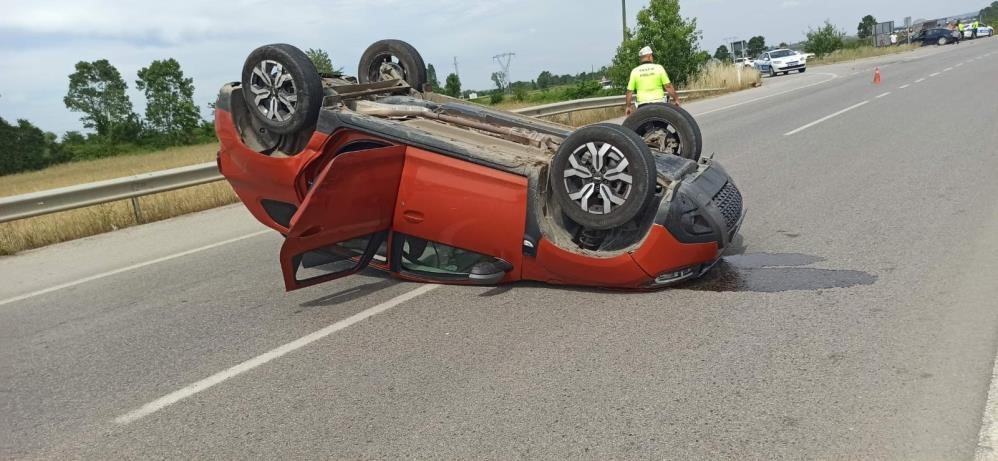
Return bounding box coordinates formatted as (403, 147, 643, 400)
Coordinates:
(694, 72, 839, 117)
(930, 72, 941, 77)
(944, 67, 953, 71)
(916, 78, 926, 83)
(977, 351, 998, 460)
(114, 283, 441, 425)
(957, 63, 965, 67)
(876, 92, 891, 99)
(899, 84, 911, 89)
(784, 100, 869, 136)
(0, 231, 271, 308)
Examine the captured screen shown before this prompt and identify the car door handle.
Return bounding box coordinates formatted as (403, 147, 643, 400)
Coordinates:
(402, 210, 425, 223)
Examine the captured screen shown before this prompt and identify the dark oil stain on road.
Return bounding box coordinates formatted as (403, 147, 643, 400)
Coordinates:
(685, 253, 877, 293)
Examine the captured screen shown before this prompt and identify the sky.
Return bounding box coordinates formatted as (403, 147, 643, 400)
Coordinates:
(0, 0, 986, 135)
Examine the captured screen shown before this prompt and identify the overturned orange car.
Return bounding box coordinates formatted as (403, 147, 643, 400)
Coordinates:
(215, 40, 744, 291)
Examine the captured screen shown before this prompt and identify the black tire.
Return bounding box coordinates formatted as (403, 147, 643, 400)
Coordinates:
(799, 68, 806, 73)
(769, 67, 777, 78)
(241, 44, 323, 135)
(938, 37, 948, 46)
(550, 123, 657, 230)
(358, 39, 427, 90)
(622, 103, 701, 161)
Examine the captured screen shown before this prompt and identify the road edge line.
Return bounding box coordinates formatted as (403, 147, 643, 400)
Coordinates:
(977, 348, 998, 460)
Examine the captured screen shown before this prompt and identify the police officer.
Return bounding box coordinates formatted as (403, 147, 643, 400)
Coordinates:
(972, 20, 980, 39)
(624, 46, 681, 115)
(956, 21, 965, 43)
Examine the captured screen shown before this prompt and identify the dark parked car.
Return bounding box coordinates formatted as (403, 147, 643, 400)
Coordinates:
(913, 28, 959, 46)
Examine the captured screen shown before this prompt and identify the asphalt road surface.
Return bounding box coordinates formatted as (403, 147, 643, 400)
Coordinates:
(3, 39, 998, 460)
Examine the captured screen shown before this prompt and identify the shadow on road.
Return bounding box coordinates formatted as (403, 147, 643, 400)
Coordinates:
(299, 275, 399, 307)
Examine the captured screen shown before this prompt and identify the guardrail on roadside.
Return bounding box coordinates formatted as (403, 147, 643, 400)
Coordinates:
(0, 88, 728, 224)
(0, 163, 221, 224)
(511, 88, 725, 118)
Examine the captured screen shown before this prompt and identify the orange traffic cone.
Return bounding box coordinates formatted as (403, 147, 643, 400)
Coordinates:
(873, 67, 881, 84)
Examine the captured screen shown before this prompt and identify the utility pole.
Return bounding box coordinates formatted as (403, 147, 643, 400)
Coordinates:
(621, 0, 627, 41)
(453, 56, 459, 79)
(493, 52, 515, 92)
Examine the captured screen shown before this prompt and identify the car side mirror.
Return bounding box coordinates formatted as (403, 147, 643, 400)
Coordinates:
(468, 259, 513, 284)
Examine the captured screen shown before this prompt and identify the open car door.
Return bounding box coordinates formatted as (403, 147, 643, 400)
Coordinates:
(279, 145, 405, 290)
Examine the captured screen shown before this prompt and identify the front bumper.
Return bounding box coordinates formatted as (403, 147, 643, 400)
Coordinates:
(645, 156, 745, 287)
(656, 157, 744, 249)
(774, 62, 805, 71)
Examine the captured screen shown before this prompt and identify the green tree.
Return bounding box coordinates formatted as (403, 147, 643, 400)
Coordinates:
(982, 1, 998, 25)
(747, 36, 767, 57)
(536, 70, 553, 90)
(305, 48, 341, 75)
(805, 20, 845, 58)
(857, 14, 877, 39)
(63, 59, 135, 142)
(713, 45, 731, 62)
(444, 73, 461, 97)
(136, 58, 200, 145)
(490, 71, 506, 91)
(609, 0, 706, 88)
(0, 118, 68, 175)
(426, 63, 440, 91)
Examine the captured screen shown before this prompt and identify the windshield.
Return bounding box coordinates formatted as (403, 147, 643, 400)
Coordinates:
(770, 50, 795, 58)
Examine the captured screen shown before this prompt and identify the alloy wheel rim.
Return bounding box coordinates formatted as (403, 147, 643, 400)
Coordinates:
(562, 142, 633, 215)
(249, 59, 298, 122)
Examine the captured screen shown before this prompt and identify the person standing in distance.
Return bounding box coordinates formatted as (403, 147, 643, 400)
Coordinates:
(624, 46, 681, 116)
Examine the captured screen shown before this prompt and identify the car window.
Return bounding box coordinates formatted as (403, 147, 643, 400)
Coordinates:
(294, 234, 375, 282)
(396, 235, 503, 280)
(770, 50, 795, 58)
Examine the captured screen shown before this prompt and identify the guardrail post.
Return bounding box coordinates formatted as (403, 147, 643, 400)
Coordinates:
(130, 197, 143, 224)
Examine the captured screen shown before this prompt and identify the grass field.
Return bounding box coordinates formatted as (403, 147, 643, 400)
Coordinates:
(0, 143, 238, 255)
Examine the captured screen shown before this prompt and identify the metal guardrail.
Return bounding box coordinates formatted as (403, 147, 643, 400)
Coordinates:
(510, 88, 725, 117)
(0, 162, 221, 224)
(0, 88, 728, 224)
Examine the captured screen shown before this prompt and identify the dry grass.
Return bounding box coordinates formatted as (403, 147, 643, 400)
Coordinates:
(809, 44, 918, 66)
(684, 61, 762, 92)
(542, 107, 627, 127)
(0, 143, 237, 255)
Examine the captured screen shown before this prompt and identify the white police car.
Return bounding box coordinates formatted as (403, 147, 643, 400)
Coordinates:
(755, 49, 806, 77)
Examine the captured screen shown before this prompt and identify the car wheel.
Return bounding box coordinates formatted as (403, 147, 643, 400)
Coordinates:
(551, 123, 657, 230)
(358, 39, 428, 90)
(769, 67, 777, 78)
(799, 68, 806, 73)
(240, 44, 323, 135)
(622, 103, 701, 161)
(938, 37, 948, 46)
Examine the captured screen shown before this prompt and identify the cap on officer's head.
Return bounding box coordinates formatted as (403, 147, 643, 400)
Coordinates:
(639, 46, 653, 57)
